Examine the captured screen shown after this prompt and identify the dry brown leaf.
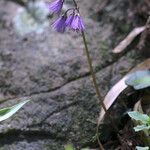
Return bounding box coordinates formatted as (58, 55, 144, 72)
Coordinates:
(112, 26, 146, 53)
(98, 76, 128, 123)
(98, 58, 150, 124)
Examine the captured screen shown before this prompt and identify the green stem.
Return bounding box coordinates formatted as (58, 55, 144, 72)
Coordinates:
(81, 31, 105, 150)
(71, 0, 108, 116)
(81, 31, 118, 131)
(71, 0, 118, 149)
(81, 32, 107, 112)
(72, 0, 78, 8)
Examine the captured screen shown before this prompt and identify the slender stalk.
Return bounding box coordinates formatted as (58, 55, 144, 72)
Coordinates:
(72, 0, 78, 8)
(96, 123, 105, 150)
(71, 0, 108, 114)
(81, 31, 105, 150)
(81, 31, 118, 132)
(71, 0, 118, 149)
(81, 32, 107, 112)
(71, 1, 106, 149)
(79, 1, 118, 129)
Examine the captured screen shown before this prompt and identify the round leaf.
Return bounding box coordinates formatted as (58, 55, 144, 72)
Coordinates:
(128, 111, 149, 124)
(125, 70, 150, 90)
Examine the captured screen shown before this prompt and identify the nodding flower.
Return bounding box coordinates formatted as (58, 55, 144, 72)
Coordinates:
(50, 4, 85, 33)
(65, 13, 75, 26)
(66, 13, 85, 32)
(48, 0, 64, 14)
(52, 15, 67, 33)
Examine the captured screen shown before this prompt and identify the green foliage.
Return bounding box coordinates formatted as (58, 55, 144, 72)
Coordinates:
(0, 100, 29, 122)
(136, 146, 149, 150)
(64, 144, 89, 150)
(128, 111, 150, 132)
(125, 70, 150, 90)
(128, 111, 150, 148)
(65, 144, 74, 150)
(128, 111, 150, 125)
(134, 125, 150, 132)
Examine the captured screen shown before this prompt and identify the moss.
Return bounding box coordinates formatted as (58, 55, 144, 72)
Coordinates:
(67, 105, 97, 148)
(99, 41, 110, 58)
(117, 23, 132, 35)
(43, 143, 64, 150)
(101, 41, 109, 51)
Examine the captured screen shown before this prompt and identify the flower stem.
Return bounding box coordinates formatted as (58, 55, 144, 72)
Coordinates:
(81, 31, 118, 131)
(81, 31, 105, 150)
(72, 0, 78, 8)
(71, 0, 118, 149)
(81, 32, 107, 112)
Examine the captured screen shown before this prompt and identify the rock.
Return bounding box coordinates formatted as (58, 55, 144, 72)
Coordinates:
(0, 0, 144, 149)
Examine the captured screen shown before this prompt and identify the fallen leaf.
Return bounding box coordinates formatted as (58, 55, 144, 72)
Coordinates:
(98, 58, 150, 124)
(112, 26, 146, 53)
(0, 100, 30, 122)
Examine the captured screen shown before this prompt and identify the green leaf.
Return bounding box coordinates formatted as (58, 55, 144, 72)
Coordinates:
(128, 111, 149, 124)
(134, 125, 150, 132)
(0, 100, 30, 122)
(125, 70, 150, 90)
(136, 146, 149, 150)
(65, 144, 74, 150)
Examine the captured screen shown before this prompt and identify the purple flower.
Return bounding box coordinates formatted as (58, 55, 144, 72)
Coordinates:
(65, 13, 75, 26)
(48, 0, 64, 14)
(52, 15, 67, 33)
(66, 14, 85, 32)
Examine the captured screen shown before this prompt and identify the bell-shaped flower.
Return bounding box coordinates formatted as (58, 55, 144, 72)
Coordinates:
(66, 13, 85, 32)
(52, 15, 67, 33)
(48, 0, 64, 14)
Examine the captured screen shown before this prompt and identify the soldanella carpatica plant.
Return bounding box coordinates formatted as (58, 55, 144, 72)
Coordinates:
(48, 0, 118, 149)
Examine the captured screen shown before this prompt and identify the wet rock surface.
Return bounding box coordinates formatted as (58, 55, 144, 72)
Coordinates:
(0, 0, 144, 149)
